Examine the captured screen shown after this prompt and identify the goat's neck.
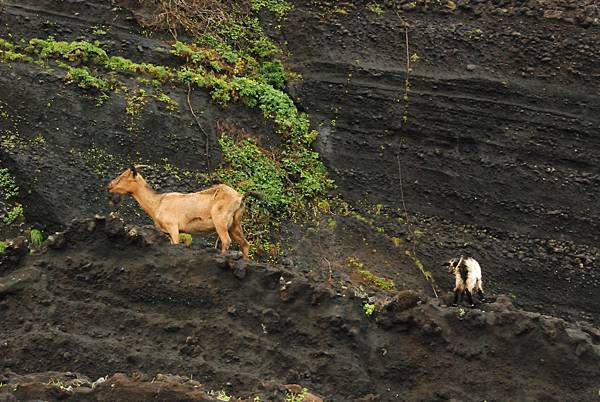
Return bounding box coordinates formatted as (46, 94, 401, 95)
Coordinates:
(130, 179, 161, 220)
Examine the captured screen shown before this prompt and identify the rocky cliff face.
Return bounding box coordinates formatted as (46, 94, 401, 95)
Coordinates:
(282, 0, 600, 245)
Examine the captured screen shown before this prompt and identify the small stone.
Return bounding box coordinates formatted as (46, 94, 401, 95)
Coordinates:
(543, 10, 563, 19)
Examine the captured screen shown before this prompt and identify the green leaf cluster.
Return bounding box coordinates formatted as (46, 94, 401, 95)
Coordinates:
(217, 134, 292, 215)
(0, 168, 19, 201)
(66, 66, 110, 91)
(250, 0, 293, 18)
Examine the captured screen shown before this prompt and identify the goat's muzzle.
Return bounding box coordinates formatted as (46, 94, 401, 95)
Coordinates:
(108, 192, 123, 207)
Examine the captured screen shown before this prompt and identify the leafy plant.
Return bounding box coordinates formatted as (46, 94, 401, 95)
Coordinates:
(28, 37, 108, 62)
(285, 387, 308, 402)
(363, 303, 376, 316)
(65, 66, 110, 91)
(250, 0, 293, 18)
(0, 241, 6, 253)
(91, 25, 108, 36)
(0, 168, 19, 201)
(153, 91, 179, 111)
(208, 390, 232, 401)
(30, 228, 44, 249)
(179, 233, 193, 246)
(367, 2, 384, 15)
(4, 204, 23, 225)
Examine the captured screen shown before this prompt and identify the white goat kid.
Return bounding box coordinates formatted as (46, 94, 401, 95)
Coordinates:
(445, 255, 485, 307)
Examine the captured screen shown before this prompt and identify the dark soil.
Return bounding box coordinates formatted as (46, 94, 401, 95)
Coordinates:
(1, 0, 600, 401)
(1, 217, 599, 401)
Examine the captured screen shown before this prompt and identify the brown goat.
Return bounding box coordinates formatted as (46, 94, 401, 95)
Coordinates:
(107, 166, 257, 258)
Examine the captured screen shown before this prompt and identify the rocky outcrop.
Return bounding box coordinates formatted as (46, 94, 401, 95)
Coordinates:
(1, 217, 598, 401)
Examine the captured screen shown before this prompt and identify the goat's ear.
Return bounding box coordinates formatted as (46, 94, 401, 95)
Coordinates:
(130, 165, 137, 177)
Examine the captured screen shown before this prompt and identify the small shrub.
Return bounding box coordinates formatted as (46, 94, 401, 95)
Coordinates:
(30, 228, 44, 248)
(179, 233, 193, 247)
(363, 303, 376, 316)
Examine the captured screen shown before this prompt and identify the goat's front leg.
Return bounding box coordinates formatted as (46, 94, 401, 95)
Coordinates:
(453, 289, 460, 306)
(164, 224, 180, 245)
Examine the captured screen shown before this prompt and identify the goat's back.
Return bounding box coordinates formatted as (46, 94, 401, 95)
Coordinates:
(452, 257, 482, 291)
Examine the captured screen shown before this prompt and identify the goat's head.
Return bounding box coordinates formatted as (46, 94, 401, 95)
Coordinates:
(443, 256, 463, 274)
(107, 165, 144, 195)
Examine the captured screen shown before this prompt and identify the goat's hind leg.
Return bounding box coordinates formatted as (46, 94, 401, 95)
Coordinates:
(465, 289, 475, 307)
(213, 218, 232, 255)
(476, 279, 485, 302)
(229, 224, 249, 259)
(229, 206, 250, 259)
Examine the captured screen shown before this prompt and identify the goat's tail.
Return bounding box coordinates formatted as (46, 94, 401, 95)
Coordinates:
(242, 191, 264, 202)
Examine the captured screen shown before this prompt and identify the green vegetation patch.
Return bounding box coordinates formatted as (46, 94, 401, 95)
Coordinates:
(30, 228, 44, 248)
(65, 66, 110, 91)
(0, 167, 23, 227)
(0, 167, 19, 201)
(363, 303, 376, 316)
(250, 0, 293, 18)
(216, 122, 331, 254)
(3, 204, 23, 225)
(179, 233, 193, 246)
(346, 256, 395, 290)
